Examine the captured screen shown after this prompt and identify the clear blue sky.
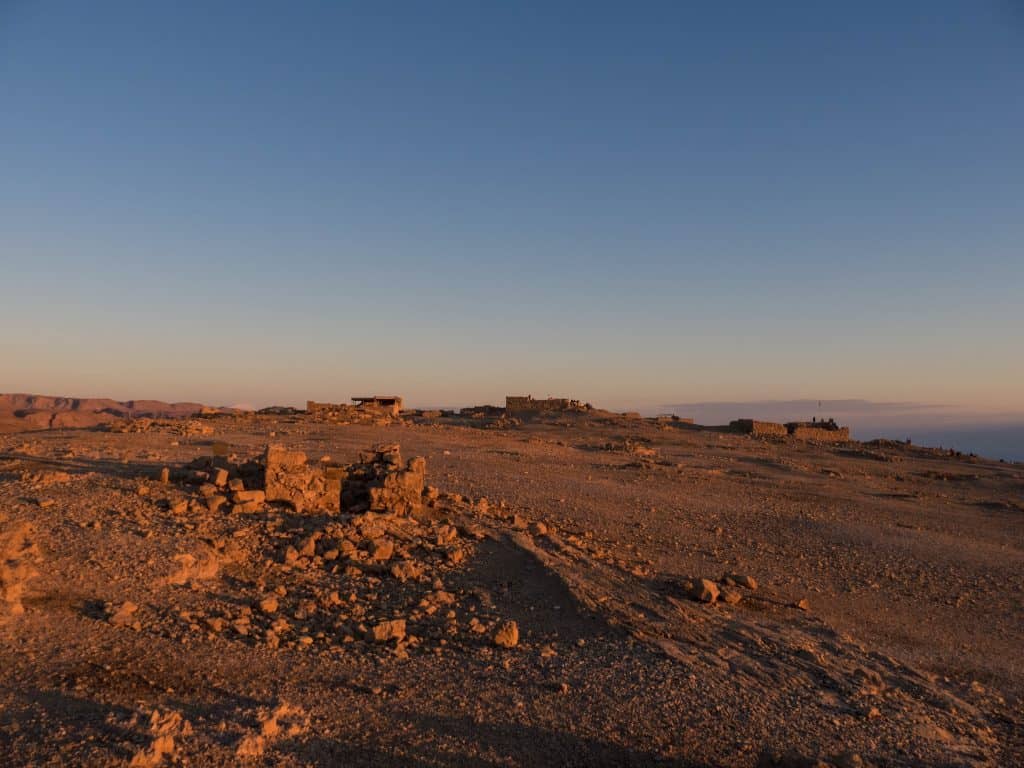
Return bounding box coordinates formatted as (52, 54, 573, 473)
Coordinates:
(1, 1, 1021, 411)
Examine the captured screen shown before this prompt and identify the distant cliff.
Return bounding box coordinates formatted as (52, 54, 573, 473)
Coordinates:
(0, 393, 226, 432)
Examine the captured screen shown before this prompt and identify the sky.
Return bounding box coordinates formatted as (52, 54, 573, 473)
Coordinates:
(1, 1, 1022, 415)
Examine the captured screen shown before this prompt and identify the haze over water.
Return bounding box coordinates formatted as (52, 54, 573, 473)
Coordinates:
(658, 400, 1024, 462)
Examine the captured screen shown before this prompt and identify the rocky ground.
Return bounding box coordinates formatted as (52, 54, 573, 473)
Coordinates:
(0, 412, 1021, 766)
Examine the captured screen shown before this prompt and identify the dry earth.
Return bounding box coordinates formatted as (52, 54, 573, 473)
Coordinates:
(1, 411, 1022, 766)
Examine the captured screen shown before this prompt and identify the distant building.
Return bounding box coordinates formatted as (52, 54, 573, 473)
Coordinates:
(730, 417, 850, 442)
(351, 395, 403, 417)
(307, 395, 404, 421)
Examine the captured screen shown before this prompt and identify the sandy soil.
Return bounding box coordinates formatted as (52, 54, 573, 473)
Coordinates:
(1, 412, 1021, 766)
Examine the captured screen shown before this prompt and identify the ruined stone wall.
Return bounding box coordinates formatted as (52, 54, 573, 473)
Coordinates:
(307, 401, 356, 419)
(788, 426, 851, 442)
(730, 419, 788, 438)
(263, 443, 426, 516)
(306, 400, 398, 423)
(505, 396, 585, 413)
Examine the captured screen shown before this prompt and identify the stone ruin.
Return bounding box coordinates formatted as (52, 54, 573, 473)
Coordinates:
(505, 395, 591, 415)
(342, 446, 425, 515)
(730, 418, 850, 442)
(106, 418, 215, 437)
(170, 443, 426, 517)
(264, 445, 343, 514)
(306, 396, 403, 424)
(151, 445, 528, 656)
(264, 444, 426, 516)
(785, 419, 851, 442)
(729, 419, 789, 438)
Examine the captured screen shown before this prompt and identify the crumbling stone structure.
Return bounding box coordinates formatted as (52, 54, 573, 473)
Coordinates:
(505, 395, 590, 415)
(264, 445, 344, 514)
(786, 419, 850, 442)
(167, 443, 429, 518)
(731, 418, 850, 442)
(307, 395, 403, 423)
(352, 395, 403, 416)
(341, 445, 425, 516)
(730, 419, 789, 438)
(262, 444, 425, 516)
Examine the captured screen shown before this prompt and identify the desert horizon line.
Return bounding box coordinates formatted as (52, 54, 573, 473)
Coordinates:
(4, 390, 1022, 421)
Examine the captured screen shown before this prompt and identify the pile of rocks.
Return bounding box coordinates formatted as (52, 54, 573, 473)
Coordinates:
(109, 418, 214, 436)
(159, 454, 264, 515)
(686, 572, 758, 605)
(167, 443, 431, 517)
(340, 445, 425, 515)
(155, 445, 526, 657)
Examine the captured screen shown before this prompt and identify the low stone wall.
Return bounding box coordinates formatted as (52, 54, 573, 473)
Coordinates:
(730, 419, 788, 437)
(306, 400, 399, 423)
(505, 396, 587, 414)
(788, 425, 851, 442)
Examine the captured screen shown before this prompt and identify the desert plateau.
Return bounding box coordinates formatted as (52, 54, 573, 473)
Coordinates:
(1, 396, 1021, 767)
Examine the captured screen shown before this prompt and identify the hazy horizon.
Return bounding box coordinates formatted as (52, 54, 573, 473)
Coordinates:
(4, 388, 1022, 460)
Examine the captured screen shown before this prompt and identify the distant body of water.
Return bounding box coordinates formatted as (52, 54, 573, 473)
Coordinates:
(658, 400, 1024, 463)
(860, 424, 1024, 463)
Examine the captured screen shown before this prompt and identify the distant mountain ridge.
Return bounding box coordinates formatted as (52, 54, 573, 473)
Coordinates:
(0, 392, 230, 432)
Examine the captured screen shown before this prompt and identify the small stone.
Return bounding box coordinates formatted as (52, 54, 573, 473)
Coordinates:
(689, 579, 720, 603)
(159, 467, 170, 484)
(108, 601, 139, 627)
(725, 573, 758, 590)
(794, 598, 811, 611)
(435, 525, 458, 545)
(446, 548, 465, 564)
(232, 489, 265, 504)
(298, 536, 318, 558)
(206, 495, 228, 513)
(366, 619, 406, 643)
(258, 596, 279, 614)
(390, 561, 422, 582)
(721, 589, 742, 605)
(493, 620, 519, 648)
(369, 539, 394, 562)
(529, 521, 548, 536)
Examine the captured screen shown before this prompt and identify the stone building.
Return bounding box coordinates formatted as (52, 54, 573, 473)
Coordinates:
(307, 395, 403, 421)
